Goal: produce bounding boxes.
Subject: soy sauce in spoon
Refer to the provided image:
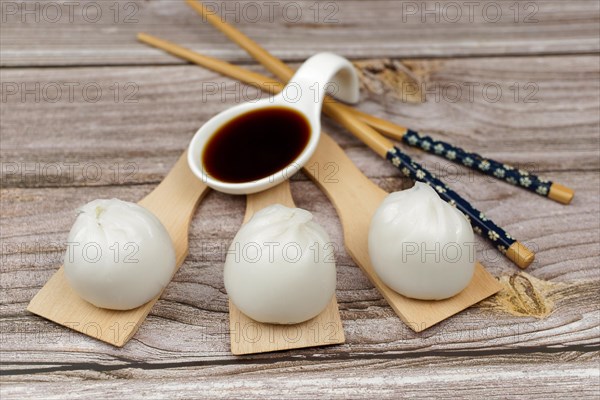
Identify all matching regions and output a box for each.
[202,106,310,183]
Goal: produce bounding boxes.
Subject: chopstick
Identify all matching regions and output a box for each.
[337,108,574,205]
[137,32,535,270]
[185,0,573,206]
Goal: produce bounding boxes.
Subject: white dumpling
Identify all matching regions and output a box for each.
[64,199,176,310]
[368,182,475,300]
[224,204,336,324]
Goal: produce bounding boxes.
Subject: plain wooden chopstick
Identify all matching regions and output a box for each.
[186,0,573,205]
[137,32,535,269]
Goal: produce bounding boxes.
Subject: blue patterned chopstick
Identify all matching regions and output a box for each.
[387,146,533,268]
[402,130,552,197]
[351,110,573,204]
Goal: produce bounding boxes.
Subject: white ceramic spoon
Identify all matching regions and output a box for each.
[187,52,359,195]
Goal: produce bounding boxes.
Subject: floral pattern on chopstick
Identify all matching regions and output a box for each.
[402,130,553,197]
[387,146,517,253]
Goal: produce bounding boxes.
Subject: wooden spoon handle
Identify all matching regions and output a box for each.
[139,151,209,264]
[244,180,294,222]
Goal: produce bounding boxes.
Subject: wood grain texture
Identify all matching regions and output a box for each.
[2,56,598,189]
[1,355,599,399]
[1,0,599,67]
[1,50,599,399]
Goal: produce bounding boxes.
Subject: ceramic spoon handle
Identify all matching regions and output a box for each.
[386,146,534,269]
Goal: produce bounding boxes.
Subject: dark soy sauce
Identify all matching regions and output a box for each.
[203,107,311,183]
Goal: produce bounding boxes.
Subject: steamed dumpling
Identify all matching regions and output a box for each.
[368,182,475,300]
[64,199,176,310]
[224,204,336,324]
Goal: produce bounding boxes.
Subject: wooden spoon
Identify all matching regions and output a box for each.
[27,152,209,347]
[229,181,345,355]
[304,133,503,332]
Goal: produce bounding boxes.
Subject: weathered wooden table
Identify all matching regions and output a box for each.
[1,1,599,398]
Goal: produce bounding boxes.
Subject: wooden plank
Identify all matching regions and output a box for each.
[1,56,598,190]
[2,347,598,379]
[1,353,599,399]
[1,1,599,67]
